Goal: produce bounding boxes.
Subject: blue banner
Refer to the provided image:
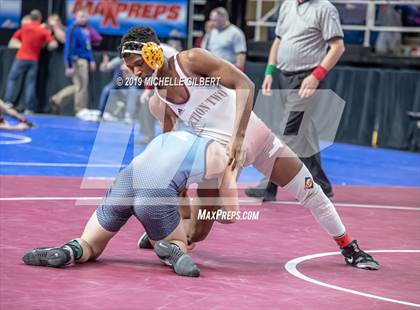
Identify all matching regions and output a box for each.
[0,0,22,29]
[66,0,188,38]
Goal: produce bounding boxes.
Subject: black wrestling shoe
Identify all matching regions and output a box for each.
[154,241,200,277]
[22,247,71,268]
[137,232,153,249]
[341,240,380,270]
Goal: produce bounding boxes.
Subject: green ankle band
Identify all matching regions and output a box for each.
[66,240,83,261]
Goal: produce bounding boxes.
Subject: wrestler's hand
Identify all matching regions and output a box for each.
[226,140,245,170]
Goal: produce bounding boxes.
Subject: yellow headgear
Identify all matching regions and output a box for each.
[121,41,164,70]
[140,42,164,70]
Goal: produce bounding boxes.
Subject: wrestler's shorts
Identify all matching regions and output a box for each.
[243,113,286,177]
[95,164,180,241]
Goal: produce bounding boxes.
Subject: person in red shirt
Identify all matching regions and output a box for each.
[5,10,58,113]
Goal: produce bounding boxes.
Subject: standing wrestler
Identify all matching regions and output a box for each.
[121,26,379,270]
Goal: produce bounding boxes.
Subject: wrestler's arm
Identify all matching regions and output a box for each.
[186,179,239,243]
[205,141,240,217]
[218,162,240,216]
[148,94,177,132]
[186,142,240,243]
[187,182,219,243]
[180,48,254,167]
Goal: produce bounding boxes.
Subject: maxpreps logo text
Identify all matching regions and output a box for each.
[67,0,187,37]
[72,0,181,27]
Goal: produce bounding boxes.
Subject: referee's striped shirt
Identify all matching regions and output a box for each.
[275,0,344,72]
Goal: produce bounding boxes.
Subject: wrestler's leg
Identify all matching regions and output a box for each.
[153,221,200,277]
[77,212,117,262]
[23,164,134,268]
[133,197,200,277]
[80,164,135,261]
[268,146,302,186]
[186,182,219,243]
[182,165,241,242]
[22,211,117,267]
[138,189,192,250]
[261,146,379,270]
[179,189,191,219]
[264,146,348,239]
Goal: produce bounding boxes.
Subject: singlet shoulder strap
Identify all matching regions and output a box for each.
[173,53,189,80]
[154,86,173,106]
[154,54,191,107]
[153,55,175,105]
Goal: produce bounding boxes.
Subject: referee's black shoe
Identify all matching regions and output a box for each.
[246,181,334,200]
[245,179,277,202]
[341,240,380,270]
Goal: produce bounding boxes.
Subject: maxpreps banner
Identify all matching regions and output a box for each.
[66,0,188,37]
[0,0,22,29]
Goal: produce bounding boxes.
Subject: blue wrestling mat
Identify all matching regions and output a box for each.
[0,115,419,187]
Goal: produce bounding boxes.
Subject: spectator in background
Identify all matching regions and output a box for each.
[55,8,102,120]
[395,5,420,27]
[201,7,247,71]
[375,5,402,55]
[194,20,213,48]
[4,10,58,113]
[98,55,138,123]
[21,15,31,25]
[166,39,183,51]
[40,14,68,113]
[43,14,66,45]
[45,14,77,114]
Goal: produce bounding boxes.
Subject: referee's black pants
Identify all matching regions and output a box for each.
[266,69,333,197]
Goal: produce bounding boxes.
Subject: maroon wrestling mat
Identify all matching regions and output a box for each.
[1,176,419,309]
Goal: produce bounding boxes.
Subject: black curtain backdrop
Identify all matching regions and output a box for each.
[244,61,420,151]
[0,47,419,151]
